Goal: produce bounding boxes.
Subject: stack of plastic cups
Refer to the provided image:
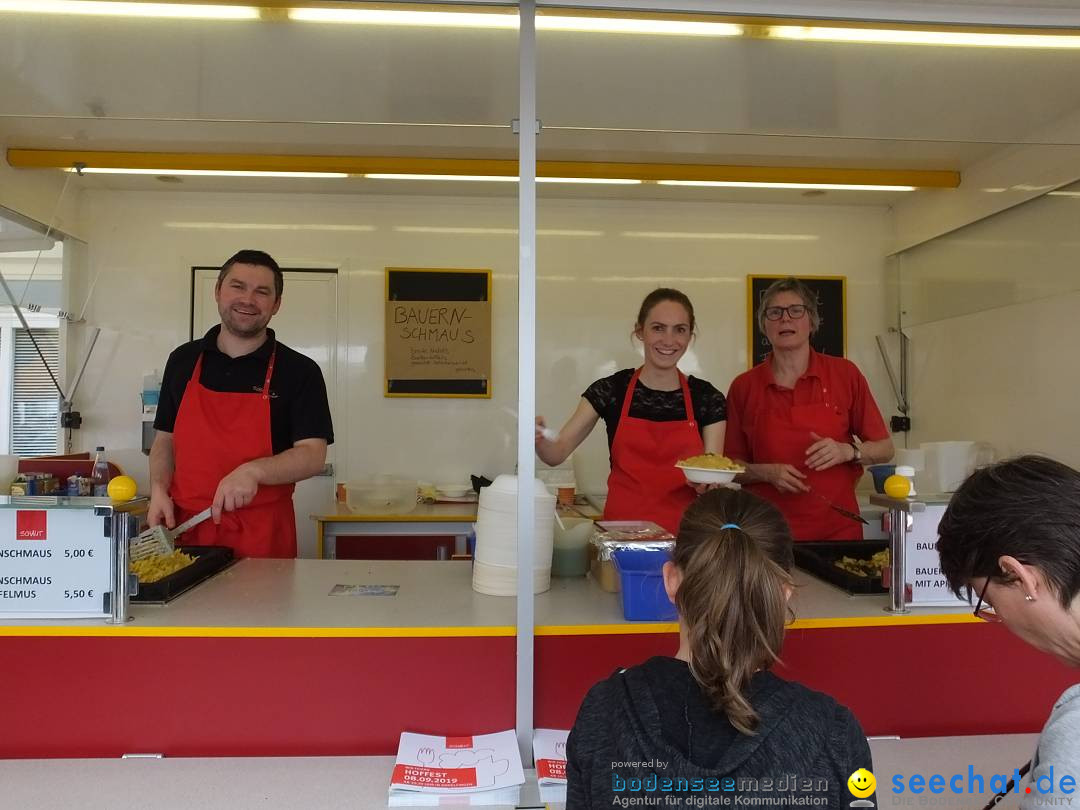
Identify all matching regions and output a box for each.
[471,474,555,596]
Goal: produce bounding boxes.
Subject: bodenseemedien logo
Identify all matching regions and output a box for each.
[848,768,876,808]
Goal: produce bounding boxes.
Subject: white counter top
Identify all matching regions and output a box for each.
[0,559,974,634]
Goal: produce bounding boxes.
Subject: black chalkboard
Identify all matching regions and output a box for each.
[385,267,492,397]
[747,275,846,367]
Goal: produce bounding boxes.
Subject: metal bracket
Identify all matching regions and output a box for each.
[876,328,910,417]
[511,118,542,135]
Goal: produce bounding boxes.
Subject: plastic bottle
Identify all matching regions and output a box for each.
[141,370,161,412]
[91,446,110,497]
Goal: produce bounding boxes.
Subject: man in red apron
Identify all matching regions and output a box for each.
[724,279,892,541]
[147,250,334,558]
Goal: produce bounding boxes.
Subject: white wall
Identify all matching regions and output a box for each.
[896,186,1080,468]
[72,190,894,494]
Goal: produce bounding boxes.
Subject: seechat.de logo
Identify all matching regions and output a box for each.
[848,768,876,808]
[16,510,47,541]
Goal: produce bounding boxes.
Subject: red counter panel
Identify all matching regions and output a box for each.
[535,623,1076,737]
[1,636,515,758]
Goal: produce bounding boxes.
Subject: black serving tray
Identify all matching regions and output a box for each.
[793,540,889,595]
[131,545,235,604]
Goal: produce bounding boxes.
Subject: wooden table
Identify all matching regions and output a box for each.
[312,502,478,559]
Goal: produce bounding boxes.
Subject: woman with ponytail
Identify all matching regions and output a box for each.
[565,488,873,808]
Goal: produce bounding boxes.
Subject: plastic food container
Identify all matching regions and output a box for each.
[552,517,594,577]
[345,476,418,514]
[612,549,677,621]
[589,522,675,593]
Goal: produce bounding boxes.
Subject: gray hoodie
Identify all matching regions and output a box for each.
[566,656,874,809]
[1022,684,1080,809]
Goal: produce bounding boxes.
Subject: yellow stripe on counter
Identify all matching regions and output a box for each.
[0,625,516,638]
[1,614,978,638]
[536,623,679,636]
[536,612,979,635]
[789,613,981,629]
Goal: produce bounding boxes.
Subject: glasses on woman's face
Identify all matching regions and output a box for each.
[973,578,1002,623]
[764,304,808,321]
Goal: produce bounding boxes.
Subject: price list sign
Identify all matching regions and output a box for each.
[904,504,966,607]
[0,507,112,618]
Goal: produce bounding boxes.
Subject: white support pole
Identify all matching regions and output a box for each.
[516,0,537,767]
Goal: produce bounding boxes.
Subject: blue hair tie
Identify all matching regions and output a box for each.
[720,523,741,530]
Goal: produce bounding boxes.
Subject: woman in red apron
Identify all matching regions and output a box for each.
[536,289,727,535]
[169,345,297,558]
[723,278,894,541]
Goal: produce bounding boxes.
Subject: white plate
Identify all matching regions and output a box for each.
[436,484,473,498]
[675,465,744,484]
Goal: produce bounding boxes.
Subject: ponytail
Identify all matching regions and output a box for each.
[672,489,794,735]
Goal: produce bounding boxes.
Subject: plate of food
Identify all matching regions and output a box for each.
[675,453,745,484]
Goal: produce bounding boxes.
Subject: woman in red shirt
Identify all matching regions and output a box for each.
[724,277,893,541]
[536,288,726,534]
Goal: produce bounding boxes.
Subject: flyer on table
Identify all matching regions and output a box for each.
[389,730,525,794]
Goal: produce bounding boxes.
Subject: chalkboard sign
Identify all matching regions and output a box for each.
[747,275,846,367]
[385,267,492,397]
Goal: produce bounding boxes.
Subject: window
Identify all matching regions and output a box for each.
[10,328,60,457]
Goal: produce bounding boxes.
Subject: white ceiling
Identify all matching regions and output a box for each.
[4,7,1080,205]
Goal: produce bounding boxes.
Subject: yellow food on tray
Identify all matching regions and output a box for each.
[834,549,890,577]
[130,550,196,584]
[676,453,742,470]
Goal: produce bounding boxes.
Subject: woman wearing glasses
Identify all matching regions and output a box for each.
[536,288,726,534]
[724,277,893,540]
[937,455,1080,806]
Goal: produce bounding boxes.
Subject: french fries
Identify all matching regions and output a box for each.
[834,549,890,577]
[130,550,195,584]
[676,453,741,470]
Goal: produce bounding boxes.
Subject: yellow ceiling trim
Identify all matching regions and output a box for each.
[15,1,1080,38]
[6,149,960,188]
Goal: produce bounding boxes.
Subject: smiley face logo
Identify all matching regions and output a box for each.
[848,768,876,798]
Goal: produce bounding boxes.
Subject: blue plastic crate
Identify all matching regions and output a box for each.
[611,549,678,621]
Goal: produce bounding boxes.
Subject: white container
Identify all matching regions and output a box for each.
[345,476,418,514]
[893,448,925,472]
[472,475,555,595]
[920,441,975,493]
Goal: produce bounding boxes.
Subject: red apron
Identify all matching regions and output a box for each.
[745,399,862,541]
[169,346,297,558]
[602,368,704,535]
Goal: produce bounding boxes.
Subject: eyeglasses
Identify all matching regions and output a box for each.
[764,304,808,321]
[973,577,1002,623]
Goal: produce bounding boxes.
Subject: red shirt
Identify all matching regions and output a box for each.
[724,349,889,540]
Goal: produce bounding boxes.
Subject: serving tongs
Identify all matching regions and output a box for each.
[129,508,213,561]
[809,491,869,525]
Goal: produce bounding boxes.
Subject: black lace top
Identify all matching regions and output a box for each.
[582,368,727,451]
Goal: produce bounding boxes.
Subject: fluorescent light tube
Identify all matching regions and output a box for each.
[769,25,1080,49]
[0,1,259,19]
[365,174,641,185]
[657,180,916,191]
[65,167,347,177]
[289,8,741,37]
[289,8,516,28]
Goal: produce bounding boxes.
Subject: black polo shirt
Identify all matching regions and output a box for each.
[154,326,334,455]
